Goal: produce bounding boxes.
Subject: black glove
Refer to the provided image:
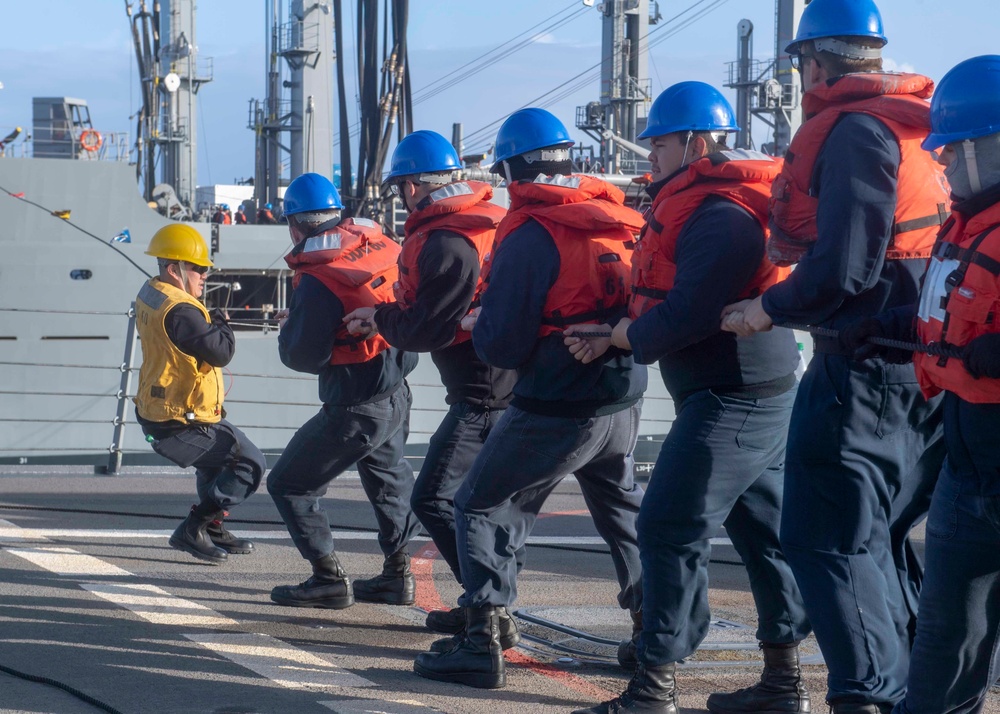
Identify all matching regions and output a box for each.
[962,333,1000,379]
[838,318,885,361]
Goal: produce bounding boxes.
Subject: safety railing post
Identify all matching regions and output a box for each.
[101,303,138,475]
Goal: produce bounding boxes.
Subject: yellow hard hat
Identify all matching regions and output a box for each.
[145,224,213,267]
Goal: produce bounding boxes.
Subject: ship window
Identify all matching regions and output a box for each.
[70,269,93,280]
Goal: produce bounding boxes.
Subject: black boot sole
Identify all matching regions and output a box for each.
[353,590,416,605]
[269,592,354,609]
[169,535,228,565]
[211,540,253,555]
[413,660,505,689]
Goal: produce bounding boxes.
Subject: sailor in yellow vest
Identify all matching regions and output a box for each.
[134,224,266,565]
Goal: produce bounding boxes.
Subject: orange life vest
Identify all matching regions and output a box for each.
[284,218,401,364]
[394,181,505,346]
[629,150,788,320]
[914,202,1000,403]
[768,73,950,267]
[494,174,643,337]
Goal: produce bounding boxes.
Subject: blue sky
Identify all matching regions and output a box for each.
[1,1,995,186]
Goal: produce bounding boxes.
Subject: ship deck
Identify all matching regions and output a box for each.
[2,467,992,714]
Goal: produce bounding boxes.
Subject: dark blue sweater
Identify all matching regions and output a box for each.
[761,113,927,338]
[628,193,798,402]
[473,218,647,417]
[279,274,416,406]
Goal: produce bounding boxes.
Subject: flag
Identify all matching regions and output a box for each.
[111,228,131,244]
[52,209,71,220]
[11,192,24,199]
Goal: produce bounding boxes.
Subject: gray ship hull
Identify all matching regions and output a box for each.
[0,157,677,468]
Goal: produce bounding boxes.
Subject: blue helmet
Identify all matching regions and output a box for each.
[786,0,887,54]
[283,173,344,216]
[221,204,230,210]
[923,55,1000,150]
[639,82,740,139]
[491,108,574,171]
[264,202,273,210]
[385,130,462,182]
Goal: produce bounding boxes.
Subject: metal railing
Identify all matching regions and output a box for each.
[0,305,677,475]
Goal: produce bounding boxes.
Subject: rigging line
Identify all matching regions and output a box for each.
[411,1,579,98]
[412,7,590,106]
[459,0,728,148]
[333,4,587,151]
[0,184,152,278]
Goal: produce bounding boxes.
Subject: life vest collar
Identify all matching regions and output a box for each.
[803,72,935,120]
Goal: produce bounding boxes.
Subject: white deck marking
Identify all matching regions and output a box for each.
[1,519,377,692]
[185,633,375,689]
[6,546,133,576]
[319,699,435,713]
[0,524,734,548]
[82,582,239,627]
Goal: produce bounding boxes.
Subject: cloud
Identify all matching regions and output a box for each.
[883,57,916,74]
[530,32,558,44]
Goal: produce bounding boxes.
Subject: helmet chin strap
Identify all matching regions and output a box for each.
[177,262,194,296]
[962,139,983,195]
[680,131,694,169]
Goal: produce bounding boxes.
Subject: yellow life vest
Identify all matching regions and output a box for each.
[134,278,223,423]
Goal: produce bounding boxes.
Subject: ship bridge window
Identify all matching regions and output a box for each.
[70,269,93,280]
[203,270,293,332]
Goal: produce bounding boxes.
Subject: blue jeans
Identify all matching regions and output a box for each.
[148,418,265,510]
[780,355,944,706]
[895,396,1000,714]
[638,387,809,665]
[411,403,509,583]
[266,385,422,562]
[455,402,644,611]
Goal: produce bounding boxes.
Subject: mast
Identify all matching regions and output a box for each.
[574,0,654,174]
[724,0,805,156]
[128,0,212,209]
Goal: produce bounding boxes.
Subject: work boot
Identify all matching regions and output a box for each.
[270,553,354,609]
[169,500,228,565]
[413,605,505,689]
[205,510,254,554]
[618,608,643,670]
[707,642,810,714]
[428,606,521,652]
[572,662,679,714]
[352,550,415,605]
[425,606,465,634]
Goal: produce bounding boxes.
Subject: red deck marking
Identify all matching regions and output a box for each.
[411,511,617,701]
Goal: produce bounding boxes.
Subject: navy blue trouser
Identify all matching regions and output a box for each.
[780,355,944,706]
[455,402,644,611]
[638,387,809,665]
[895,395,1000,714]
[148,418,265,510]
[411,403,514,583]
[266,385,422,562]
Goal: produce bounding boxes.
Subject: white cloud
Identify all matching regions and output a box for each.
[883,57,916,74]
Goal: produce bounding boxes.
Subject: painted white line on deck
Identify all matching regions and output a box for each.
[0,526,735,548]
[185,633,375,690]
[319,698,434,713]
[83,582,239,627]
[6,546,133,576]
